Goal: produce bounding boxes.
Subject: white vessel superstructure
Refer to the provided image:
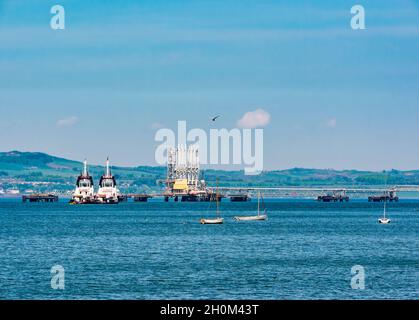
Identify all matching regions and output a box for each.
[96,158,121,204]
[70,159,95,204]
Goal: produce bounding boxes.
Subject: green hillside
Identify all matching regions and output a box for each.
[0,151,165,194]
[1,151,419,194]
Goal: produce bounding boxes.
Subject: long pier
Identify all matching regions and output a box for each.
[204,185,419,201]
[21,185,419,204]
[127,194,154,202]
[213,186,419,193]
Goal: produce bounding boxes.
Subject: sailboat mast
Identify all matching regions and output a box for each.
[384,170,388,219]
[216,179,220,216]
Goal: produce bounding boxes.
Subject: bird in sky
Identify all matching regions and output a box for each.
[211,115,221,122]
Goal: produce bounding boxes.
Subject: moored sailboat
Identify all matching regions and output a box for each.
[200,180,224,224]
[378,195,391,224]
[234,192,268,221]
[378,172,391,224]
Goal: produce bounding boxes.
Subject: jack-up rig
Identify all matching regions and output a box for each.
[164,145,220,202]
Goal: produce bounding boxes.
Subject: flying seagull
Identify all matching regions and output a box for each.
[211,115,221,122]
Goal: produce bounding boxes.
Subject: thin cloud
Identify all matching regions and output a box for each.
[237,109,271,129]
[150,122,165,130]
[4,24,419,52]
[326,118,337,128]
[56,116,78,127]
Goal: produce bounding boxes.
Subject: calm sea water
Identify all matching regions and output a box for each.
[0,199,417,300]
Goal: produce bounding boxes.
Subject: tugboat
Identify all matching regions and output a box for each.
[96,157,121,204]
[70,159,95,204]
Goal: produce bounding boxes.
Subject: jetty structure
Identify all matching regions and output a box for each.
[163,144,229,202]
[317,190,349,202]
[22,194,58,203]
[230,194,251,202]
[70,159,95,204]
[130,194,154,202]
[19,151,419,204]
[368,190,399,202]
[95,157,122,204]
[164,145,212,202]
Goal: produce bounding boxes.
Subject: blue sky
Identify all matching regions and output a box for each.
[1,0,419,170]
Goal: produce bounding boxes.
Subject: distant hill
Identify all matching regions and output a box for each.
[1,151,419,194]
[0,151,80,173]
[0,151,165,194]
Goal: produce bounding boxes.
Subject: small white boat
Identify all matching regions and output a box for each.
[378,217,391,224]
[234,192,268,221]
[235,214,267,222]
[200,217,224,225]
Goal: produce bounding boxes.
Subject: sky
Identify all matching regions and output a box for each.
[1,0,419,171]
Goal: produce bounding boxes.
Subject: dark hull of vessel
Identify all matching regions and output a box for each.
[69,199,119,205]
